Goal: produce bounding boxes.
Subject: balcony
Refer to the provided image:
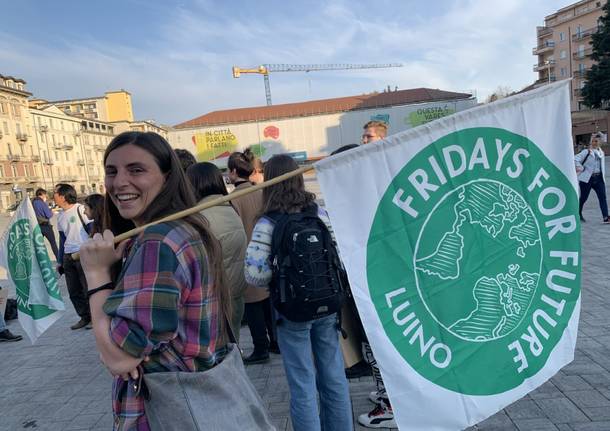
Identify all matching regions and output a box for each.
[7,154,21,162]
[537,26,553,37]
[39,125,48,132]
[77,159,85,166]
[573,69,590,79]
[573,48,594,59]
[52,143,63,150]
[63,143,74,150]
[43,157,54,165]
[573,26,599,41]
[16,133,28,142]
[31,155,41,162]
[94,144,105,152]
[535,75,558,85]
[28,176,41,183]
[574,88,583,97]
[532,40,555,55]
[533,60,556,72]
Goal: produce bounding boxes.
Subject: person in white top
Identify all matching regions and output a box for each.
[54,183,92,330]
[575,132,609,224]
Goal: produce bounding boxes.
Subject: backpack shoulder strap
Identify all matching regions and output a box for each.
[582,149,592,166]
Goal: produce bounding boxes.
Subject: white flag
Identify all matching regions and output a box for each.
[0,199,65,342]
[315,81,580,430]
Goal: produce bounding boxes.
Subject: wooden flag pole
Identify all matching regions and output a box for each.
[71,164,315,260]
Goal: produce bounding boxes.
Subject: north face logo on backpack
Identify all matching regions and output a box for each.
[306,235,319,243]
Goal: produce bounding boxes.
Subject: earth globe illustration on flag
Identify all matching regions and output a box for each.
[414,179,542,342]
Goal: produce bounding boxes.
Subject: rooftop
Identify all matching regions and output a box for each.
[174,87,473,129]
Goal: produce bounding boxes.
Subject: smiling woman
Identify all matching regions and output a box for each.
[78,131,234,430]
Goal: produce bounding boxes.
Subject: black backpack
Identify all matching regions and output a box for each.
[267,205,345,322]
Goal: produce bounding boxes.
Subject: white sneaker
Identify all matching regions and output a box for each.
[368,389,386,404]
[358,401,397,429]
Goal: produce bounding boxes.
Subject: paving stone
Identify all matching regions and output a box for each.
[551,375,593,392]
[534,399,589,424]
[569,422,610,431]
[565,390,610,409]
[582,407,610,421]
[473,411,517,430]
[506,399,546,420]
[513,417,559,430]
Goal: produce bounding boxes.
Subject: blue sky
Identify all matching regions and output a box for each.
[0,0,572,125]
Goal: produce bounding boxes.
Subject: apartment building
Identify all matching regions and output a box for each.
[0,71,172,211]
[32,90,134,122]
[0,74,38,211]
[110,119,169,140]
[533,0,607,111]
[30,107,114,197]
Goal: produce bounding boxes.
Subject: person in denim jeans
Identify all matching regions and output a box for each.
[245,154,353,431]
[575,132,610,223]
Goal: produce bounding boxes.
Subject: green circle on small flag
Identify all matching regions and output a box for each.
[7,219,57,318]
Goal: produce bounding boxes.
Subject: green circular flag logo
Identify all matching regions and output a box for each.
[7,219,58,318]
[367,127,580,395]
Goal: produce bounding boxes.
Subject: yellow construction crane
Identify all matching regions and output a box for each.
[232,63,403,106]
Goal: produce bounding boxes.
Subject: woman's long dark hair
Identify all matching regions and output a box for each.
[186,162,228,201]
[261,154,316,214]
[83,193,104,236]
[102,132,230,337]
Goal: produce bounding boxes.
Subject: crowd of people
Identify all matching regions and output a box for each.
[4,121,605,430]
[0,120,394,430]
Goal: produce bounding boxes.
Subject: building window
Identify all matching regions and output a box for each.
[579,63,586,73]
[560,50,567,59]
[65,152,69,161]
[0,165,3,177]
[0,101,7,114]
[3,121,8,135]
[559,32,565,41]
[15,123,21,134]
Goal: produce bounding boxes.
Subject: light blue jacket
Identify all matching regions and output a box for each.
[575,148,605,183]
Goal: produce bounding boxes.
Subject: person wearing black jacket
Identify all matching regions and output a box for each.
[32,189,59,261]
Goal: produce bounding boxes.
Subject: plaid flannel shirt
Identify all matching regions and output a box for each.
[102,221,226,431]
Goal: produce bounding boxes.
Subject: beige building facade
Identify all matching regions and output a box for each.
[0,73,170,211]
[111,119,169,140]
[30,107,114,197]
[0,74,37,211]
[533,0,607,111]
[34,90,134,122]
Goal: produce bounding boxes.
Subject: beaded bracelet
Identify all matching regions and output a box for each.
[87,282,114,299]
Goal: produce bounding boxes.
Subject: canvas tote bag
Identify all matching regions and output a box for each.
[142,342,275,431]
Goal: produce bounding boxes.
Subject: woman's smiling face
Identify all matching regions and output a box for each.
[104,144,166,226]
